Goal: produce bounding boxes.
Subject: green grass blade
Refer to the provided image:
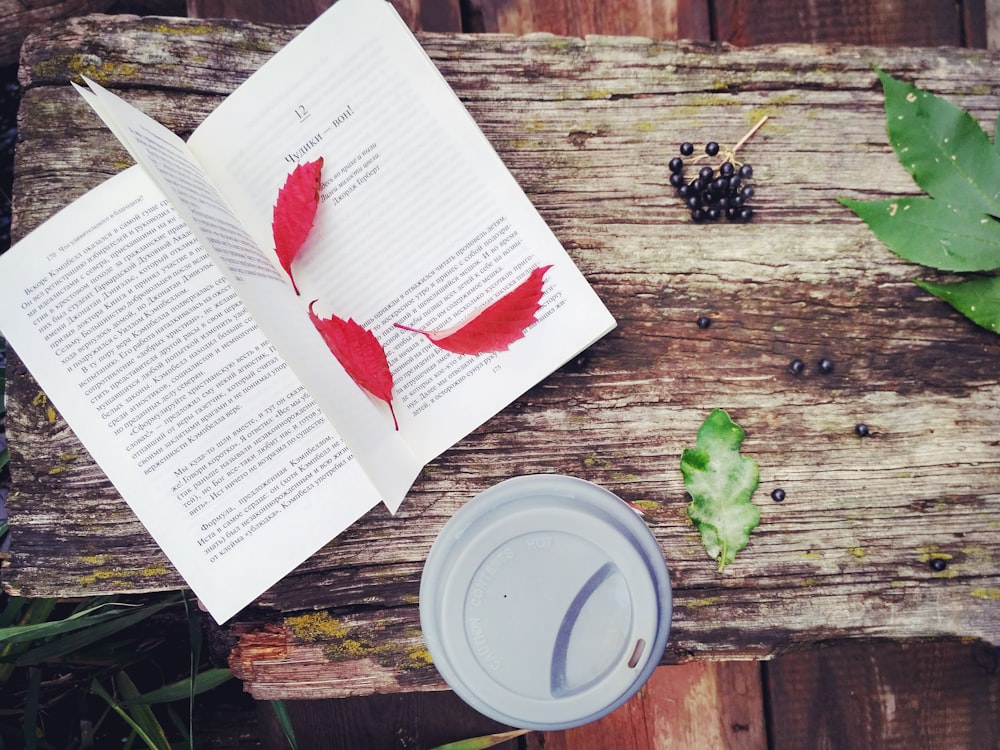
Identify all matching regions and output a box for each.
[0,598,58,685]
[270,700,298,750]
[1,601,134,646]
[117,671,171,750]
[0,596,27,629]
[22,666,42,750]
[428,730,530,750]
[15,596,178,665]
[91,678,164,750]
[183,593,200,750]
[127,668,233,705]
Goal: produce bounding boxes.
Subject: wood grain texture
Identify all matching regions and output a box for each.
[255,689,520,749]
[713,0,984,46]
[765,639,1000,749]
[186,0,462,32]
[0,0,115,65]
[467,0,680,39]
[5,17,1000,700]
[527,662,766,749]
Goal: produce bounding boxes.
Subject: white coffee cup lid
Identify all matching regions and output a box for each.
[419,474,672,730]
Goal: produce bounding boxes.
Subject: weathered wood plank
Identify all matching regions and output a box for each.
[467,0,681,39]
[254,688,520,749]
[6,18,1000,700]
[713,0,984,46]
[186,0,462,32]
[526,662,767,749]
[0,0,114,66]
[764,639,1000,749]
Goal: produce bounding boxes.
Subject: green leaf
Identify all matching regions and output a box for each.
[680,409,760,571]
[839,196,1000,272]
[914,276,1000,334]
[876,67,1000,217]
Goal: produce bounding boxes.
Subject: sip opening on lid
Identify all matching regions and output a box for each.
[419,474,672,730]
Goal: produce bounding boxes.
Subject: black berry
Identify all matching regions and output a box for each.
[668,141,757,224]
[818,358,835,374]
[930,557,947,572]
[697,315,711,329]
[789,359,804,375]
[739,164,754,179]
[855,423,870,437]
[771,488,786,502]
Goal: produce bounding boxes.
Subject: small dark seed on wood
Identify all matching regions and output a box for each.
[818,358,835,374]
[789,359,804,375]
[771,488,786,502]
[697,316,711,329]
[930,558,947,572]
[855,423,870,437]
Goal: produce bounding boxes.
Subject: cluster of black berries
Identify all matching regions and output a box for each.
[668,141,755,223]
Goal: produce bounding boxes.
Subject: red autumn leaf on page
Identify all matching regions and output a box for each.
[308,301,398,430]
[272,157,324,295]
[394,264,552,355]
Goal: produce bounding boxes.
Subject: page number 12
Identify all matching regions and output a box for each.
[294,105,309,121]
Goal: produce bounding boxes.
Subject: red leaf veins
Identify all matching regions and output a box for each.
[308,301,398,430]
[272,157,324,295]
[394,265,552,355]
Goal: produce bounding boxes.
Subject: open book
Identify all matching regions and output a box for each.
[0,0,615,623]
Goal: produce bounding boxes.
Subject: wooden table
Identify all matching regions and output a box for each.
[5,14,999,700]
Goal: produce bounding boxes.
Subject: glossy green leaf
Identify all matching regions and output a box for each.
[839,196,1000,271]
[915,276,1000,334]
[680,409,760,572]
[877,67,1000,217]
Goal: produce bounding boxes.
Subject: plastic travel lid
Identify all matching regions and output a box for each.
[419,474,672,731]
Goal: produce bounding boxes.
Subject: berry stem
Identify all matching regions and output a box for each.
[731,115,769,157]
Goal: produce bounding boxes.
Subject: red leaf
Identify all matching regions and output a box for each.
[272,158,324,295]
[394,265,552,355]
[308,301,398,430]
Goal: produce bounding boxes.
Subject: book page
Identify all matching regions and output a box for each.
[76,77,424,512]
[0,168,382,623]
[188,0,616,464]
